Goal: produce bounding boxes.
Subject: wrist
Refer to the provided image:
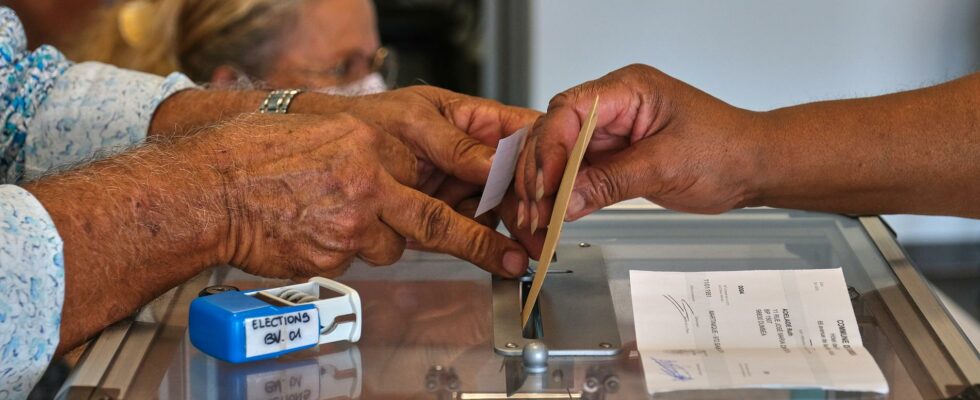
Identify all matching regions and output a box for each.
[733,109,778,209]
[288,91,354,115]
[182,138,245,267]
[149,89,267,136]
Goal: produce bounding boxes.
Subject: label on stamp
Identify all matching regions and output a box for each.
[244,309,319,358]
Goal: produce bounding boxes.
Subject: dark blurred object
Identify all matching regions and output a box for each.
[27,359,70,399]
[375,0,481,95]
[903,243,980,321]
[198,284,239,297]
[948,384,980,400]
[4,0,105,49]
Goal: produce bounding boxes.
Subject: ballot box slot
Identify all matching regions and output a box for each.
[492,244,621,356]
[519,278,545,339]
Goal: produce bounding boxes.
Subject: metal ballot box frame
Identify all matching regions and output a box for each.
[60,208,980,399]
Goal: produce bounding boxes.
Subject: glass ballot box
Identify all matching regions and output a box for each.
[60,208,979,399]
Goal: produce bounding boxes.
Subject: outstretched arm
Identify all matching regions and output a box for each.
[516,64,980,225]
[756,72,980,217]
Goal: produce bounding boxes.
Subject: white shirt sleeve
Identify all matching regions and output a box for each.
[22,62,196,181]
[0,184,64,397]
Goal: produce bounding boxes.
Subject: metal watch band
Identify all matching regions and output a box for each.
[259,89,302,114]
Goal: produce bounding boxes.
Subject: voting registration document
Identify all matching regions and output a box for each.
[630,268,888,394]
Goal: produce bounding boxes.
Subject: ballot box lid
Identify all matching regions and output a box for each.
[61,207,979,399]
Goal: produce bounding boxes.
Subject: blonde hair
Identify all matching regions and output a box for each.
[69,0,303,82]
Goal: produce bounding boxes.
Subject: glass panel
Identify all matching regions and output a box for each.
[103,209,959,399]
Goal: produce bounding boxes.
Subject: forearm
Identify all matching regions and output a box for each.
[149,89,265,135]
[23,138,230,354]
[149,90,349,136]
[753,72,980,217]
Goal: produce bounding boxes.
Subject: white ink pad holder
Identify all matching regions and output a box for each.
[189,277,362,363]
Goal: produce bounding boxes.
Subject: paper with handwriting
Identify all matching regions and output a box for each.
[629,268,888,394]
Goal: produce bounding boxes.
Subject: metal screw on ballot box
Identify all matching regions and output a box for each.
[578,242,591,248]
[583,376,601,394]
[522,341,549,373]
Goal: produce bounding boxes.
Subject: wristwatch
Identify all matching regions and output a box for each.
[258,89,302,114]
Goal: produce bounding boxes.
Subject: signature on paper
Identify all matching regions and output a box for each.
[663,294,696,331]
[651,357,693,381]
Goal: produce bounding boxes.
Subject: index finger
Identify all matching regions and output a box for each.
[379,176,529,278]
[515,96,589,217]
[414,118,497,185]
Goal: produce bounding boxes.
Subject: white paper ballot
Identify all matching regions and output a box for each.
[629,268,888,394]
[474,127,529,217]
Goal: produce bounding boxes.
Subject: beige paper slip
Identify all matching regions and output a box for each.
[520,96,600,327]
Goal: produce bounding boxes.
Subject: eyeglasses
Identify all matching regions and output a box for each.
[291,47,397,87]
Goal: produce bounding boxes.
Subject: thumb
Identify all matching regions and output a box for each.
[417,119,497,185]
[565,145,652,221]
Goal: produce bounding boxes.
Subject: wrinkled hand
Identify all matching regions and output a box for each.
[341,86,540,192]
[340,86,545,252]
[203,113,528,279]
[515,64,763,229]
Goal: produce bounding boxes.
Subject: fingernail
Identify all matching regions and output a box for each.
[530,202,539,233]
[535,169,544,201]
[567,191,585,220]
[517,200,526,228]
[503,250,527,276]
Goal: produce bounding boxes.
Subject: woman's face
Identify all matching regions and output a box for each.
[257,0,382,90]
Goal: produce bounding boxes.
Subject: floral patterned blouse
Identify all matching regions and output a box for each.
[0,7,195,398]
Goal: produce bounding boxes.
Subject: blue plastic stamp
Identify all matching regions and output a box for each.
[189,277,362,363]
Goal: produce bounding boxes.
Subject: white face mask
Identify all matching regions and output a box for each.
[315,73,387,96]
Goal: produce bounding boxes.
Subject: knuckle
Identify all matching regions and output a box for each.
[373,241,405,267]
[448,137,482,173]
[333,216,368,245]
[547,91,573,111]
[339,237,362,253]
[412,85,444,98]
[389,109,422,138]
[344,171,382,201]
[418,200,454,245]
[622,63,650,74]
[465,229,494,264]
[400,157,420,187]
[582,166,624,207]
[317,259,351,278]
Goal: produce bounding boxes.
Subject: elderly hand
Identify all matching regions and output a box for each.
[515,64,764,227]
[155,86,546,256]
[207,113,529,279]
[28,112,529,356]
[341,86,541,191]
[327,86,547,254]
